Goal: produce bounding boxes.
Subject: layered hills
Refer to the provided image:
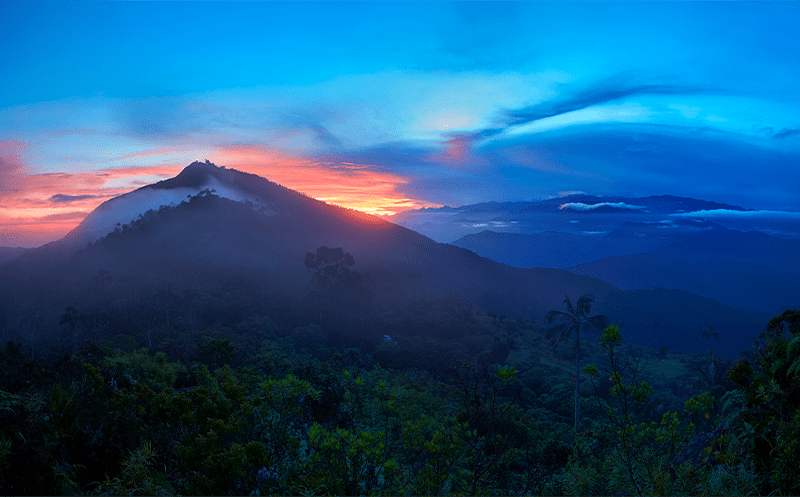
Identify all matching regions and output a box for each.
[435,199,800,314]
[0,161,776,357]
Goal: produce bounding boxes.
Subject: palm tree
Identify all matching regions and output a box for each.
[701,325,718,342]
[546,294,608,431]
[60,306,86,354]
[701,325,719,383]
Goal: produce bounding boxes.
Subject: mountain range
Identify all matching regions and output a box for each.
[1,161,785,357]
[393,197,800,314]
[393,195,800,244]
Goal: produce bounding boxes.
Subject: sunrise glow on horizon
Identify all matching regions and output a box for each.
[2,1,799,247]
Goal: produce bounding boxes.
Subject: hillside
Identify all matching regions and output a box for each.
[0,246,27,267]
[0,162,773,357]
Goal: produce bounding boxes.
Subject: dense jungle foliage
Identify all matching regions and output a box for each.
[1,250,799,494]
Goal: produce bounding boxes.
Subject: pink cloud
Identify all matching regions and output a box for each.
[423,136,492,172]
[0,151,184,245]
[0,210,88,248]
[0,140,27,190]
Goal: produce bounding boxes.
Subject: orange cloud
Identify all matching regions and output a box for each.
[208,144,440,217]
[0,210,89,247]
[0,144,184,246]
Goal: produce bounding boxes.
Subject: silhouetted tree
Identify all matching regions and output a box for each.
[60,306,87,354]
[701,325,718,342]
[700,325,719,386]
[19,305,42,361]
[546,294,608,431]
[304,246,360,322]
[304,246,357,289]
[89,269,113,334]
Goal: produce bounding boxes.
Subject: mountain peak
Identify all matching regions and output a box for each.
[42,161,388,253]
[51,161,263,250]
[152,160,225,190]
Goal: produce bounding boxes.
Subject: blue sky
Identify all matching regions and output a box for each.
[1,1,799,246]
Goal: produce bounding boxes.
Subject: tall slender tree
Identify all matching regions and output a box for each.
[304,246,360,323]
[701,325,719,383]
[546,294,608,431]
[60,306,86,354]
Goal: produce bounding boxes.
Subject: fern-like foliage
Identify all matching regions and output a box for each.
[0,390,20,413]
[720,390,747,423]
[785,335,800,377]
[789,335,800,356]
[771,356,787,375]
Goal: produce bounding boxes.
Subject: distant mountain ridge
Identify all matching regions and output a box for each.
[408,194,748,216]
[394,194,796,244]
[448,208,800,313]
[0,246,27,267]
[567,238,800,312]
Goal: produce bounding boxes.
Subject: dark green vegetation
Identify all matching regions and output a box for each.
[1,269,798,495]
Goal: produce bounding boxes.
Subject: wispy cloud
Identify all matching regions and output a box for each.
[38,211,88,222]
[505,75,712,127]
[50,194,97,203]
[440,74,714,153]
[670,209,800,220]
[119,148,177,160]
[114,96,192,140]
[772,128,800,140]
[560,202,648,212]
[0,147,188,246]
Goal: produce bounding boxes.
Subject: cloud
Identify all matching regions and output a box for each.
[670,209,800,220]
[505,75,710,127]
[0,140,26,190]
[96,164,182,179]
[50,194,98,203]
[39,211,89,222]
[270,116,344,150]
[0,210,90,248]
[559,202,648,212]
[3,69,798,244]
[119,148,177,160]
[445,74,713,150]
[116,96,190,139]
[466,122,800,210]
[207,143,441,216]
[772,128,800,140]
[0,159,188,247]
